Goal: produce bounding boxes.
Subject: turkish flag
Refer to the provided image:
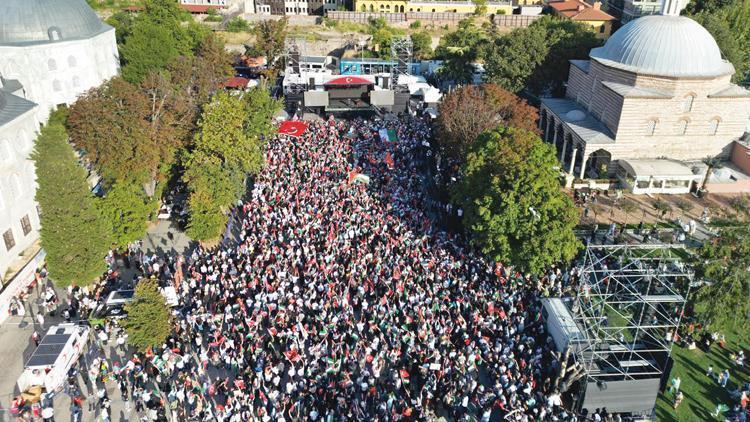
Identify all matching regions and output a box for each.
[278,121,308,137]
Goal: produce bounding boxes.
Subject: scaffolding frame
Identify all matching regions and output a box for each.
[572,244,692,382]
[390,37,412,86]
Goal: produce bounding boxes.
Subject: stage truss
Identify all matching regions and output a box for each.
[390,37,413,86]
[571,244,692,382]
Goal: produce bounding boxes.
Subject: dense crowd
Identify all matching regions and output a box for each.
[14,116,589,421]
[106,116,581,421]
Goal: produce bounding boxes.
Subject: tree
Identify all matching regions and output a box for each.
[119,0,207,83]
[700,155,724,191]
[689,0,750,84]
[67,78,160,185]
[410,31,433,60]
[435,19,489,84]
[526,18,602,96]
[483,17,601,95]
[192,91,265,174]
[452,127,580,273]
[122,278,173,351]
[121,22,184,84]
[693,225,750,341]
[472,0,488,15]
[98,181,158,249]
[226,17,251,33]
[247,18,289,70]
[32,111,111,287]
[184,153,243,242]
[437,84,539,162]
[184,89,281,242]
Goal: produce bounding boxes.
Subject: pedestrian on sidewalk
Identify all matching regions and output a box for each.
[31,330,40,347]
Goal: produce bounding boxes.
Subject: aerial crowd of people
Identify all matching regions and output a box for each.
[109,115,584,421]
[12,116,603,421]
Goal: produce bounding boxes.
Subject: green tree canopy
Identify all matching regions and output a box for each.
[410,31,433,60]
[119,0,208,83]
[687,0,750,84]
[32,111,111,287]
[246,18,289,70]
[98,181,158,249]
[184,88,281,242]
[452,126,580,273]
[122,278,173,351]
[434,19,489,84]
[692,225,750,340]
[484,17,601,95]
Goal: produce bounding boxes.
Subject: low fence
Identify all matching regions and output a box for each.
[326,11,406,23]
[326,11,542,27]
[491,14,541,27]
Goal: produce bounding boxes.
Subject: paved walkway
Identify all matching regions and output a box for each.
[0,285,136,422]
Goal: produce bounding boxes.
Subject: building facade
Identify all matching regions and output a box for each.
[539,14,750,193]
[548,0,615,39]
[354,0,514,14]
[0,81,40,285]
[0,0,120,284]
[255,0,343,14]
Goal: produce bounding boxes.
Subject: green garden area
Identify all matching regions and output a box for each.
[656,331,750,421]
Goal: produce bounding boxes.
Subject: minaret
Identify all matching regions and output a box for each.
[660,0,686,16]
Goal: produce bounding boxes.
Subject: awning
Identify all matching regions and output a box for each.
[619,159,698,179]
[278,121,308,137]
[324,76,373,86]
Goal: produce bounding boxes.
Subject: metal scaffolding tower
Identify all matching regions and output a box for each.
[390,37,412,86]
[571,244,692,382]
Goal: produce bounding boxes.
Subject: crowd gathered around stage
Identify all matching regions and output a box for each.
[131,116,586,421]
[12,116,608,421]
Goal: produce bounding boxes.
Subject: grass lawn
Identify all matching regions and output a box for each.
[656,331,750,421]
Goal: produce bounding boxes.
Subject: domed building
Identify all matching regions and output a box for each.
[540,12,750,194]
[0,0,119,122]
[0,0,119,307]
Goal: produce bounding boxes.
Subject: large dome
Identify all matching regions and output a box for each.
[0,0,110,46]
[589,15,734,78]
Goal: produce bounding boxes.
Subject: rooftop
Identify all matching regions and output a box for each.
[548,0,615,21]
[542,98,615,145]
[0,0,111,46]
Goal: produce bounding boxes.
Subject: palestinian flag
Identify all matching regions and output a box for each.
[326,357,341,375]
[399,369,410,384]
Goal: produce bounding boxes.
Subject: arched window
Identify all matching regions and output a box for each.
[16,129,30,152]
[68,56,77,67]
[52,80,62,92]
[677,119,688,135]
[48,59,57,71]
[11,174,23,198]
[709,118,720,135]
[0,139,11,161]
[681,94,695,112]
[646,119,657,136]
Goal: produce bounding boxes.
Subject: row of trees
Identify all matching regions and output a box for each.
[435,17,601,96]
[35,0,237,286]
[437,84,580,274]
[184,89,281,243]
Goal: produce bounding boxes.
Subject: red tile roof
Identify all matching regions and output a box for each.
[548,0,614,21]
[223,77,250,89]
[179,4,224,13]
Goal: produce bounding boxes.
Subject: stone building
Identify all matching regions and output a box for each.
[539,13,750,194]
[0,0,119,289]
